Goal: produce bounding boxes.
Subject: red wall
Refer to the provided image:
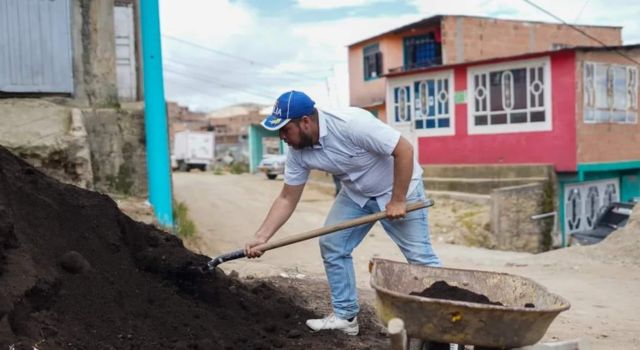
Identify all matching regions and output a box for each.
[417,51,577,172]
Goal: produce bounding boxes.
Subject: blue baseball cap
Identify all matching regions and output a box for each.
[261,90,316,131]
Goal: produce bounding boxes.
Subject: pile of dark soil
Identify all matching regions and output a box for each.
[0,147,386,349]
[410,281,503,306]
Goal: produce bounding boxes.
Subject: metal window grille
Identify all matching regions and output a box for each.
[413,78,450,130]
[584,62,638,124]
[363,44,382,80]
[471,62,546,127]
[404,34,441,70]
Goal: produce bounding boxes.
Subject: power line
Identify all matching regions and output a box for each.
[522,0,640,65]
[163,34,324,81]
[164,57,327,83]
[164,60,274,96]
[164,68,275,100]
[164,60,276,98]
[164,78,249,106]
[574,0,590,23]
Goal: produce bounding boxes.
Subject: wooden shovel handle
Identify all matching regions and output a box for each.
[257,199,434,252]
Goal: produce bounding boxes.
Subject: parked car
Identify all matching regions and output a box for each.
[258,154,287,180]
[569,202,635,246]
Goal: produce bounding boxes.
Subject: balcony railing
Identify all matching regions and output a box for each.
[388,56,443,74]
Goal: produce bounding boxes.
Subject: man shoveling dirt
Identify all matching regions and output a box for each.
[244,90,442,335]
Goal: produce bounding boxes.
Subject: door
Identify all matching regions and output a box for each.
[114,5,137,101]
[564,178,620,235]
[389,85,417,150]
[0,0,73,93]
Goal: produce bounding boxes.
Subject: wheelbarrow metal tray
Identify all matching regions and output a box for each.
[370,258,570,348]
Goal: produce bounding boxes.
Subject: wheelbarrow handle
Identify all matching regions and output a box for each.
[206,199,434,270]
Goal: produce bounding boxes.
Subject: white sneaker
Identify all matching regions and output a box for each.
[305,313,359,335]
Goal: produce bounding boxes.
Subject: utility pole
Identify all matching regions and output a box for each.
[140,0,174,228]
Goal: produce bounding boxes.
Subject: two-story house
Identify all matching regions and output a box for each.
[348,15,622,121]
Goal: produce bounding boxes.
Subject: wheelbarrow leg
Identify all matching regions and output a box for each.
[388,318,408,350]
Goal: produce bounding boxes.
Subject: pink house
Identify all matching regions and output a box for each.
[383,45,640,243]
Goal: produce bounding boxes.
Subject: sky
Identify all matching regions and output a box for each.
[159,0,640,113]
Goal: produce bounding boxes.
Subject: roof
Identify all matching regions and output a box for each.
[359,100,385,109]
[347,14,622,48]
[384,44,640,79]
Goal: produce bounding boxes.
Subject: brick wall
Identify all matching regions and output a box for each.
[575,48,640,163]
[441,16,622,64]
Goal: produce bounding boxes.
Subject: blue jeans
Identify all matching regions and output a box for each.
[320,182,441,319]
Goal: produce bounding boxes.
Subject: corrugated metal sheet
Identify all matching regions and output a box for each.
[0,0,73,93]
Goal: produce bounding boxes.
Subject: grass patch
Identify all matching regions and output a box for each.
[456,208,495,248]
[174,201,197,241]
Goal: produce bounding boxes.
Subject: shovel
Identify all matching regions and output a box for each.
[204,199,434,271]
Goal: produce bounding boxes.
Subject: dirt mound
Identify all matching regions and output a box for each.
[585,205,640,266]
[410,281,503,306]
[0,146,386,349]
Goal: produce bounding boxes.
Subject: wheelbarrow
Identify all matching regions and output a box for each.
[370,258,571,349]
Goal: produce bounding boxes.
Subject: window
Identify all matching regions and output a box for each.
[551,43,571,51]
[393,86,411,123]
[413,74,453,135]
[389,71,454,136]
[363,44,382,80]
[404,34,442,70]
[584,62,638,124]
[468,58,551,134]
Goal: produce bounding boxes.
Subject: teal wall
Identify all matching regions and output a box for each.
[248,125,284,173]
[622,173,640,202]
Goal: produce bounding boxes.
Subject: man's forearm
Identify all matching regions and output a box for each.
[391,137,414,202]
[255,184,303,241]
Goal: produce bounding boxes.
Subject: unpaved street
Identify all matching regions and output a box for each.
[174,172,640,349]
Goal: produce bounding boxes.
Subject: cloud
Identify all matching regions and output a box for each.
[160,0,639,112]
[296,0,377,10]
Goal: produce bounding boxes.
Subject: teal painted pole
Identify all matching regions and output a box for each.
[140,0,174,228]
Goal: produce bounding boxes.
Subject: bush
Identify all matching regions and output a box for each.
[229,161,249,174]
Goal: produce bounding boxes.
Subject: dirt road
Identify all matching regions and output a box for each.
[174,172,640,349]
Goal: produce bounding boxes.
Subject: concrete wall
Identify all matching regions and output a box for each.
[440,16,622,64]
[71,0,119,107]
[575,48,640,163]
[490,183,551,252]
[0,99,93,188]
[82,107,148,196]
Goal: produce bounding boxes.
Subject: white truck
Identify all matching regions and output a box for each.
[172,130,215,171]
